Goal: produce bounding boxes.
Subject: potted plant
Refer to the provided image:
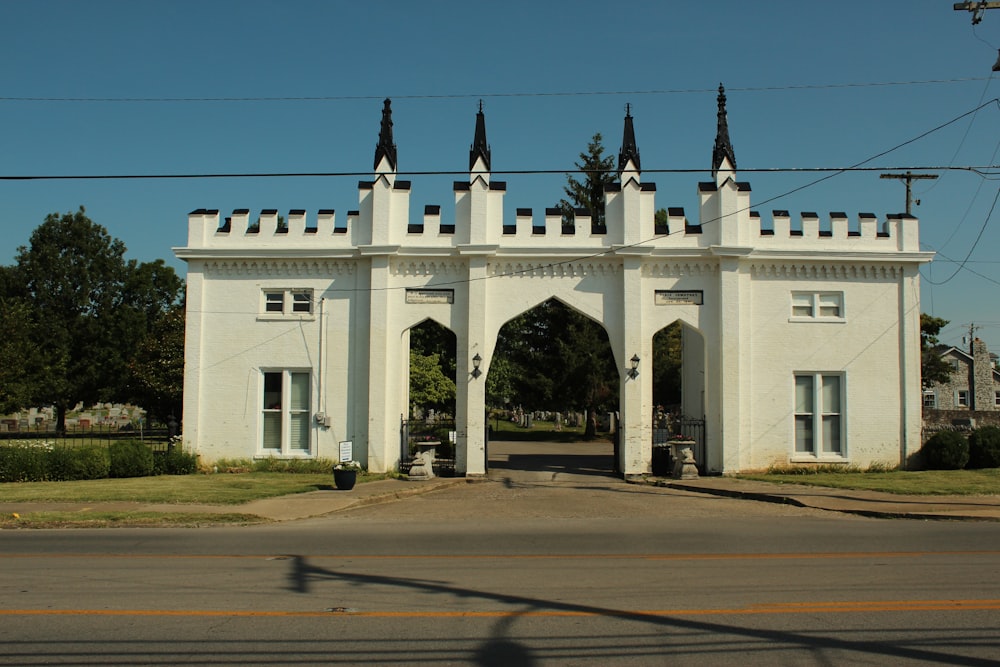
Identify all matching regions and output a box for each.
[333,461,362,490]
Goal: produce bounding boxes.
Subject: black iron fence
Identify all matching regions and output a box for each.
[0,425,172,450]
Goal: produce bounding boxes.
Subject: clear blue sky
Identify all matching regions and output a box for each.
[2,0,999,351]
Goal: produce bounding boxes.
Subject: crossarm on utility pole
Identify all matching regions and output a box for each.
[880,171,939,216]
[954,1,1000,24]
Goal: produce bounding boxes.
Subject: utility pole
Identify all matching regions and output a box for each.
[954,1,1000,24]
[954,2,1000,69]
[879,171,938,215]
[965,322,981,345]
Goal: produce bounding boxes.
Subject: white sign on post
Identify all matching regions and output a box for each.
[339,441,353,463]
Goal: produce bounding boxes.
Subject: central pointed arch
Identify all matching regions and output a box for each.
[485,297,619,478]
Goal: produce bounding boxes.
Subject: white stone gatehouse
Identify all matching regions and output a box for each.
[175,89,933,476]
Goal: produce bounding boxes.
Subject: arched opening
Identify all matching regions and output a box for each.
[651,320,707,476]
[404,319,457,472]
[485,298,618,479]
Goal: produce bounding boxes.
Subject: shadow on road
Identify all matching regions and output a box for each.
[486,438,617,481]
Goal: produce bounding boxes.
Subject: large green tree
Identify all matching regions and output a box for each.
[127,301,186,423]
[408,320,456,417]
[490,299,618,438]
[652,322,683,408]
[409,352,456,417]
[556,133,616,229]
[920,313,952,389]
[11,208,184,430]
[0,294,38,415]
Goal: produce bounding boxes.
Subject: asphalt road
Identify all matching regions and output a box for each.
[3,471,1000,666]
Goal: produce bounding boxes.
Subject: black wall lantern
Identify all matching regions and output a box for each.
[627,354,640,380]
[471,353,483,379]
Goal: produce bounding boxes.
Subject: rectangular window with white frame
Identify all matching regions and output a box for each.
[956,390,970,408]
[261,288,314,317]
[790,291,844,321]
[995,390,1000,408]
[923,391,937,409]
[261,370,312,455]
[794,372,844,458]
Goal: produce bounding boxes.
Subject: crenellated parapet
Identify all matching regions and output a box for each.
[177,95,926,262]
[181,199,922,258]
[749,210,920,252]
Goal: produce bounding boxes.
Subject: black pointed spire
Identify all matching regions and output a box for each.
[469,99,491,171]
[618,103,640,174]
[712,84,737,175]
[374,98,397,171]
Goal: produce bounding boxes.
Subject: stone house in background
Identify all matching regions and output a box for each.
[923,338,1000,431]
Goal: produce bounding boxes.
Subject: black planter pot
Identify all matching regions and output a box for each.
[333,469,357,490]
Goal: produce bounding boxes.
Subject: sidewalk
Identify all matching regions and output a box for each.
[2,474,999,523]
[664,476,1000,522]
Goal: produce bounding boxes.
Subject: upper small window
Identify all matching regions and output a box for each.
[262,289,313,316]
[264,291,285,313]
[292,292,312,313]
[791,292,844,321]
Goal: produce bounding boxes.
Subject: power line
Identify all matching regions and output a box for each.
[0,165,994,182]
[0,78,991,104]
[921,184,1000,287]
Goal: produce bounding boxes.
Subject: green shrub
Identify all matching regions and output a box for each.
[968,426,1000,469]
[76,444,111,479]
[43,444,108,481]
[109,441,154,478]
[0,443,49,482]
[152,446,198,475]
[920,431,970,470]
[45,444,78,481]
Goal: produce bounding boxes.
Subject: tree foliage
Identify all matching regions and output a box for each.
[408,320,456,417]
[920,313,952,389]
[652,322,683,407]
[127,301,186,422]
[4,208,184,428]
[556,133,616,228]
[409,351,456,416]
[489,299,619,437]
[0,295,38,414]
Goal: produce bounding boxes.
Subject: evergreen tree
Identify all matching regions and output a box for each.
[491,299,618,438]
[556,133,616,229]
[920,314,952,389]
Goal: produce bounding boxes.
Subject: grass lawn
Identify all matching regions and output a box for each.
[0,471,393,528]
[0,471,391,504]
[489,418,613,443]
[738,468,1000,495]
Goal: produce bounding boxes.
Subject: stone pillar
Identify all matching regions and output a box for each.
[457,252,490,476]
[365,253,394,473]
[714,250,752,472]
[971,338,995,411]
[181,264,205,453]
[619,253,649,477]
